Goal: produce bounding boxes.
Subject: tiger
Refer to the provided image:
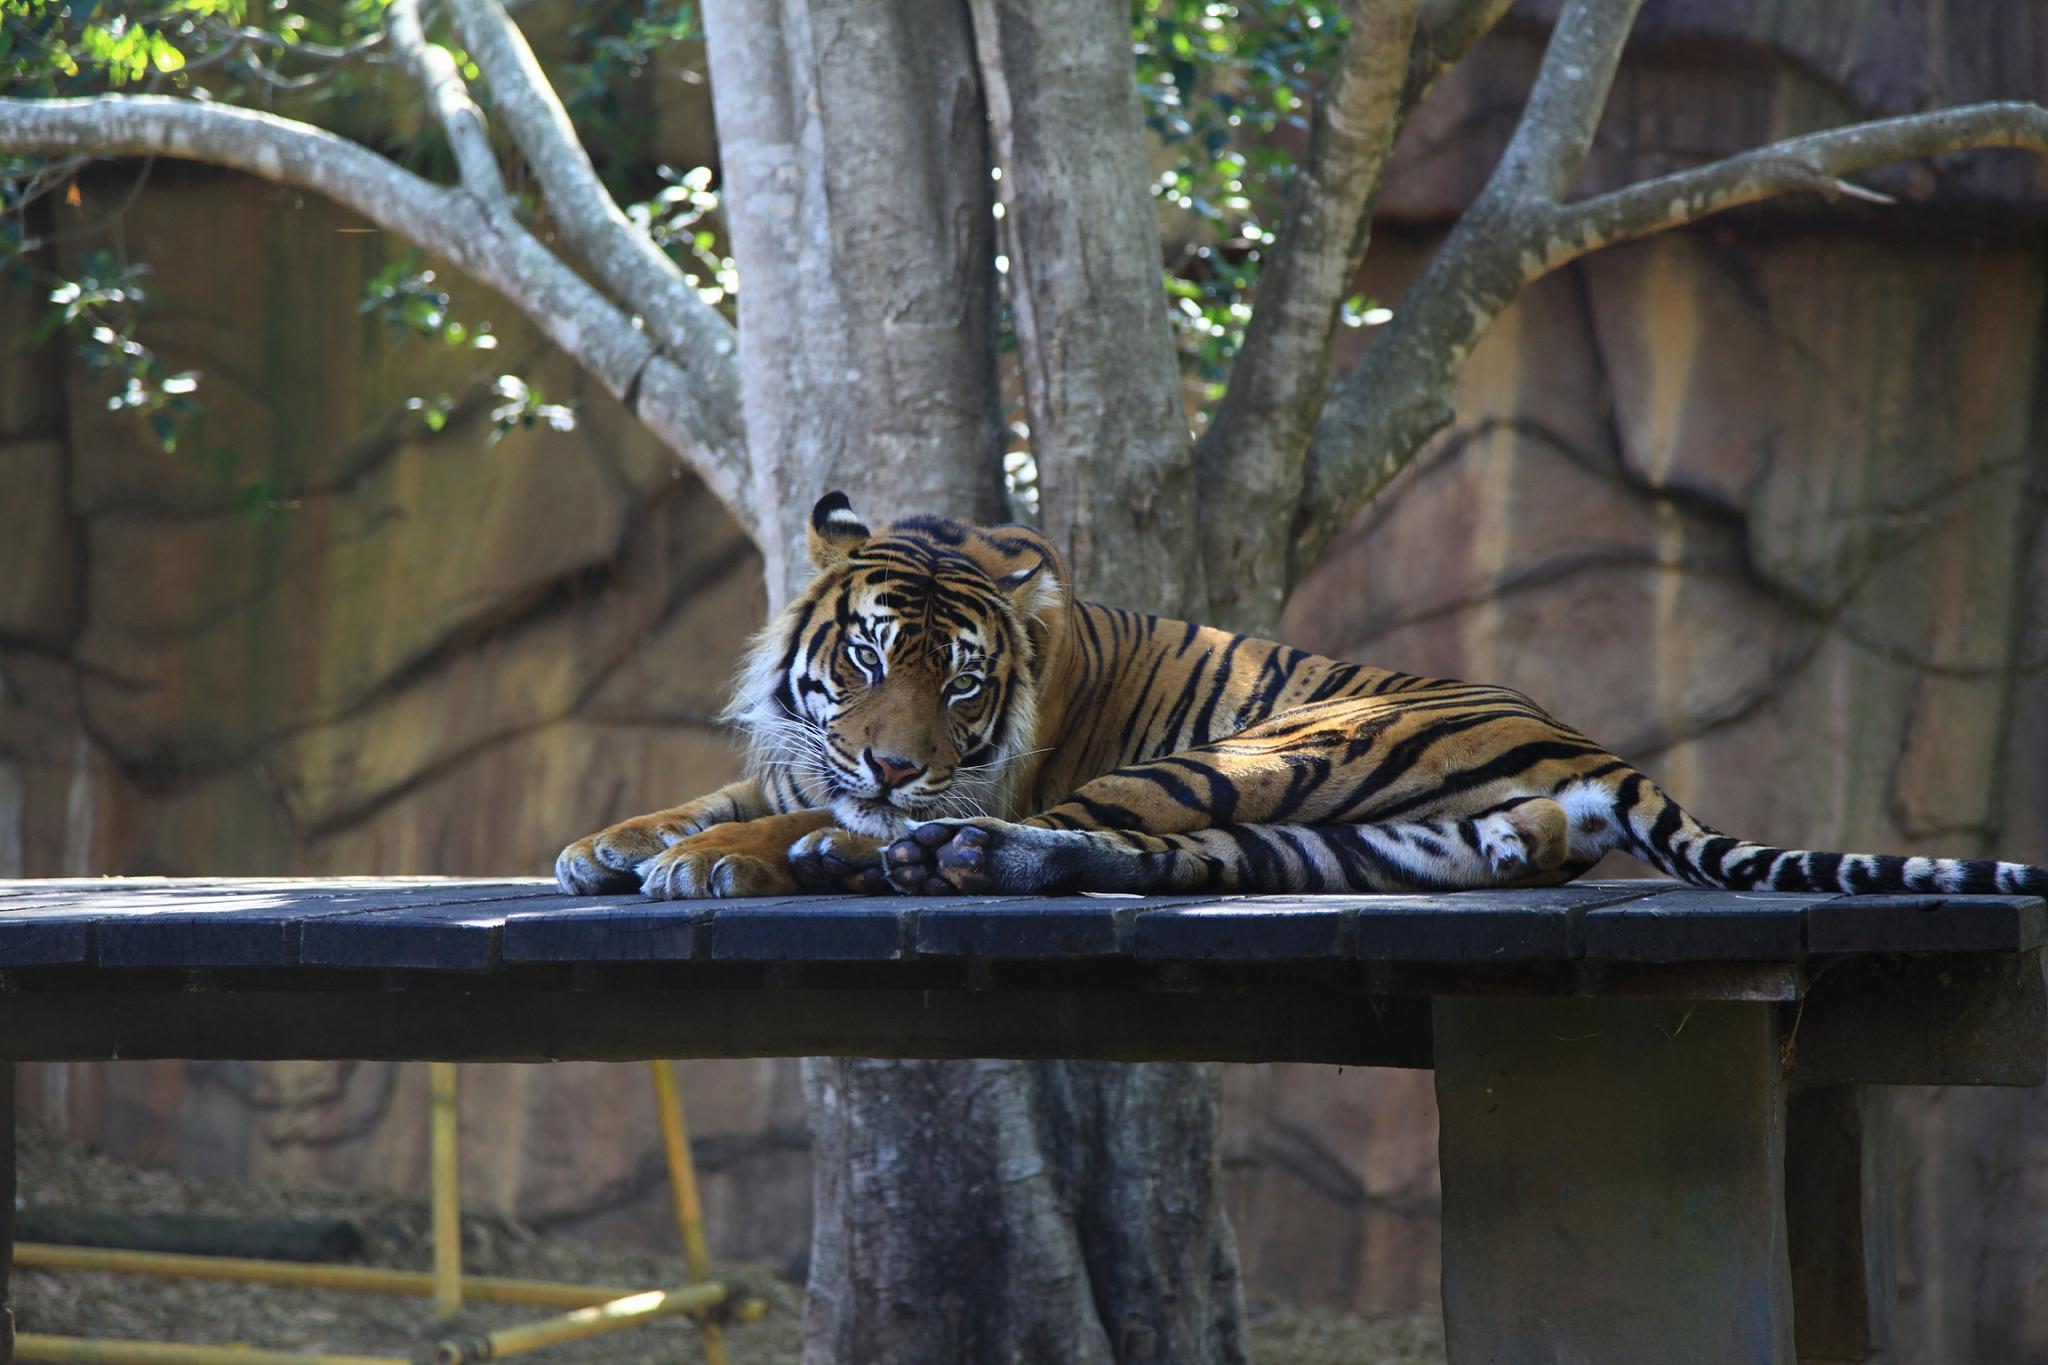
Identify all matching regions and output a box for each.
[554,491,2048,903]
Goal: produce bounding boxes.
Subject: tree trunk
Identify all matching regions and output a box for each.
[703,2,1246,1359]
[703,0,1005,601]
[969,0,1203,614]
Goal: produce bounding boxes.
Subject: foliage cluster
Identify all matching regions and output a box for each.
[5,0,1357,473]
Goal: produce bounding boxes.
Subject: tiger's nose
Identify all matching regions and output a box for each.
[866,751,925,791]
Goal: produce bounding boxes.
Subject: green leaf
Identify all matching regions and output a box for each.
[148,31,184,72]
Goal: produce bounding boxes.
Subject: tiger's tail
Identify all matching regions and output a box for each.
[1594,769,2048,896]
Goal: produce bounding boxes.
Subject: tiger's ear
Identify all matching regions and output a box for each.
[807,491,870,569]
[997,556,1064,619]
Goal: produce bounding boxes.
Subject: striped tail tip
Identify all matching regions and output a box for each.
[1609,777,2046,896]
[1673,842,2044,897]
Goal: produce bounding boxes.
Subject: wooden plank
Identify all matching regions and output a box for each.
[299,904,512,973]
[500,898,702,964]
[706,902,912,961]
[1354,882,1666,963]
[0,879,356,909]
[91,883,566,971]
[1132,899,1355,961]
[1804,893,2046,955]
[1582,889,1815,962]
[0,887,360,968]
[914,896,1162,959]
[1789,949,2048,1086]
[0,908,94,970]
[0,986,1435,1068]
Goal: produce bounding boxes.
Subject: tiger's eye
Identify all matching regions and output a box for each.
[946,674,983,699]
[849,642,882,673]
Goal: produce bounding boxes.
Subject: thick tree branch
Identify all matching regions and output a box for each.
[437,0,742,424]
[1535,101,2048,273]
[1197,0,1619,628]
[1297,95,2048,589]
[1287,0,1639,583]
[969,0,1201,616]
[1486,0,1645,201]
[703,0,1005,601]
[386,0,507,205]
[0,95,756,537]
[1403,0,1518,111]
[1193,0,1418,632]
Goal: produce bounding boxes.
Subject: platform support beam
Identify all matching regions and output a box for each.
[1435,997,1795,1364]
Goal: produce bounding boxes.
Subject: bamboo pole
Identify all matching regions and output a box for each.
[14,1244,642,1310]
[16,1333,405,1364]
[431,1285,727,1364]
[428,1062,461,1320]
[648,1061,714,1278]
[647,1059,727,1365]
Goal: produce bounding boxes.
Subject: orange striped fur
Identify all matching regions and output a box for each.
[556,495,2046,901]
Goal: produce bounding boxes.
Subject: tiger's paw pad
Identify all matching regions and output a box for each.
[637,843,791,900]
[789,829,890,895]
[884,822,994,896]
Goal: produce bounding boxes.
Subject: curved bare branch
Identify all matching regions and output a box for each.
[0,94,756,537]
[387,0,507,205]
[1486,0,1644,201]
[435,0,741,422]
[1535,101,2048,273]
[1289,0,1642,584]
[1193,0,1418,631]
[1403,0,1518,110]
[1298,96,2048,588]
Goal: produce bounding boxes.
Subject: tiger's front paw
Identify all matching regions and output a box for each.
[637,835,798,900]
[556,812,712,895]
[556,834,642,896]
[788,828,890,895]
[885,821,988,895]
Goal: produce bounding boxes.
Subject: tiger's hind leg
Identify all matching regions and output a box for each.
[883,797,1576,896]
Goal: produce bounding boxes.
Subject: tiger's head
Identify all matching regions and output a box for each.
[723,492,1067,838]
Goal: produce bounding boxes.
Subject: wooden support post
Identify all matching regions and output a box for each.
[1787,1085,1893,1364]
[429,1062,462,1321]
[1434,997,1795,1365]
[2,1064,14,1365]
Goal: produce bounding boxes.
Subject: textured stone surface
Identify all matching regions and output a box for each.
[2,169,774,1261]
[0,439,78,648]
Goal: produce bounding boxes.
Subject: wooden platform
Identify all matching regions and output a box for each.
[2,875,2042,1364]
[0,877,2038,1076]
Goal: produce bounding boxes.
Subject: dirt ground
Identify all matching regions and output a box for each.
[12,1118,1445,1364]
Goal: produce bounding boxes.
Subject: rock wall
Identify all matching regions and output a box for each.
[4,4,2047,1359]
[0,168,805,1262]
